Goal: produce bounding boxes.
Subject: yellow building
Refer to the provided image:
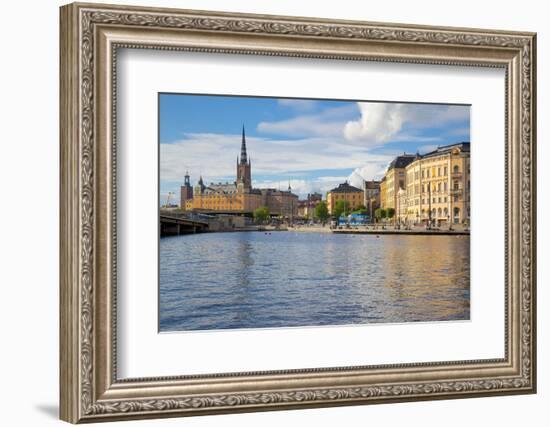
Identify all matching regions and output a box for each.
[181,126,298,217]
[400,142,470,225]
[380,176,387,209]
[363,180,381,220]
[297,193,323,220]
[326,182,364,215]
[397,187,408,221]
[191,179,262,212]
[383,154,417,213]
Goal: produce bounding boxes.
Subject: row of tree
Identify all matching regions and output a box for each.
[253,201,331,224]
[332,201,396,222]
[331,200,371,219]
[253,202,396,224]
[374,207,395,221]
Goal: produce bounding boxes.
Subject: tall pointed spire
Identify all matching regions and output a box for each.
[240,125,247,164]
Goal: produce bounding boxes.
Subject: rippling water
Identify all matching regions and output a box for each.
[159,231,470,332]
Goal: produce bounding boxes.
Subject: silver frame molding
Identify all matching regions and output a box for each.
[60,2,537,423]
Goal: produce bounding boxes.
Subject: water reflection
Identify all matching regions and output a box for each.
[159,232,470,332]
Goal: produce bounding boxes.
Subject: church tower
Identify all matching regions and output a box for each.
[180,170,194,209]
[236,125,252,190]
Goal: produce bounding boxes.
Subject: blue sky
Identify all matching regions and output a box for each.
[160,94,470,203]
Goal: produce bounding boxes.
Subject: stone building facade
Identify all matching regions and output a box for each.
[380,176,387,209]
[326,182,364,215]
[383,154,417,211]
[297,193,323,219]
[363,180,381,220]
[402,142,470,225]
[180,127,298,217]
[179,171,193,208]
[379,142,470,225]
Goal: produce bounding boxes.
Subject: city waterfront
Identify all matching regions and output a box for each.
[159,231,470,332]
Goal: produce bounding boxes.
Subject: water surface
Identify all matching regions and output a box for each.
[159,231,470,332]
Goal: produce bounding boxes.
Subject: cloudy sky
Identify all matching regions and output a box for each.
[160,94,470,204]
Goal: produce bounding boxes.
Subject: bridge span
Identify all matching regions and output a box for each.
[160,214,209,237]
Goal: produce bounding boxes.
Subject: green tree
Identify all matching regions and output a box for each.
[314,201,329,224]
[333,200,350,219]
[253,206,270,224]
[350,204,368,215]
[374,208,386,222]
[386,207,395,221]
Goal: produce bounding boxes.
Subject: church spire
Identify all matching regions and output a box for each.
[240,125,247,164]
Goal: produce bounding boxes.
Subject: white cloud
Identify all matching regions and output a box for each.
[259,101,469,146]
[160,102,469,203]
[344,102,470,145]
[344,103,405,144]
[257,104,356,138]
[254,177,347,198]
[160,132,393,199]
[347,163,387,189]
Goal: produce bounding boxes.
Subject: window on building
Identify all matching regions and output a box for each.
[453,165,459,174]
[453,207,460,223]
[438,167,441,176]
[444,182,448,191]
[453,180,459,191]
[454,195,459,202]
[438,183,441,192]
[444,166,448,176]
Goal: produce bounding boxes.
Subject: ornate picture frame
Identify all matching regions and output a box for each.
[60,2,536,423]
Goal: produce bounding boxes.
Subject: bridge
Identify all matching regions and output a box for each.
[160,214,209,237]
[190,208,254,216]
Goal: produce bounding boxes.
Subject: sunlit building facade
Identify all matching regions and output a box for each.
[402,142,470,225]
[326,182,364,215]
[386,142,470,225]
[380,176,387,209]
[180,127,298,217]
[383,154,417,212]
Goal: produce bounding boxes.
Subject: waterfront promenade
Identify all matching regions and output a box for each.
[332,228,469,236]
[292,223,469,236]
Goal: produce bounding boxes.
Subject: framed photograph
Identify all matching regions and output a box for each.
[60,2,537,423]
